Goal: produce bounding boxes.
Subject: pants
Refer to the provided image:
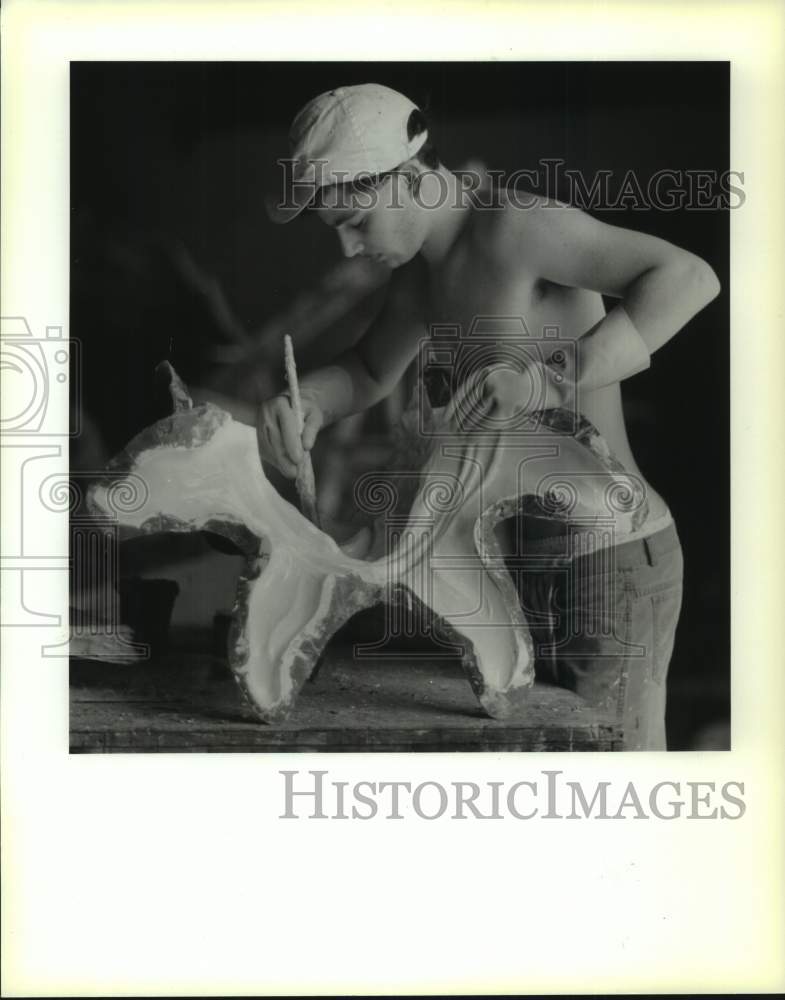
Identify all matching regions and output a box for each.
[506,519,684,751]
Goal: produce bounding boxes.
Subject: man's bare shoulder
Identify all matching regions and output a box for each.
[468,187,578,273]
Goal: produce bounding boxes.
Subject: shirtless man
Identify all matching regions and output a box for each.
[260,83,720,750]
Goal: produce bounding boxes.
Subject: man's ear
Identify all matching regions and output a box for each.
[398,163,423,197]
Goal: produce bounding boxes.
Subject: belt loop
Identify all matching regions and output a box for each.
[643,535,657,566]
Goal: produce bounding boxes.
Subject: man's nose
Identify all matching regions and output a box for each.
[338,228,364,258]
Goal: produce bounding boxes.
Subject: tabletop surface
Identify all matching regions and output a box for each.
[70,631,623,753]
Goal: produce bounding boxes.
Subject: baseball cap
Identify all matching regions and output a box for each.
[267,83,428,224]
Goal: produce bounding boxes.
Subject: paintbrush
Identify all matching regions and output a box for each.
[284,334,321,528]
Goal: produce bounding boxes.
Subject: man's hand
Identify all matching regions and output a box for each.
[445,361,571,431]
[460,363,549,426]
[479,363,547,419]
[256,392,324,479]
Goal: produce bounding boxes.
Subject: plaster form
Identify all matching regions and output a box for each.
[88,365,647,722]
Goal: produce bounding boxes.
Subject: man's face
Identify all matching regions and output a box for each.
[314,174,426,268]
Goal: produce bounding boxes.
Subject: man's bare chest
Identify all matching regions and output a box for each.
[425,254,606,344]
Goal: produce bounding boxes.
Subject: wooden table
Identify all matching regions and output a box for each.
[70,636,623,753]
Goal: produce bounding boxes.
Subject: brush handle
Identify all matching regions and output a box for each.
[284,335,321,528]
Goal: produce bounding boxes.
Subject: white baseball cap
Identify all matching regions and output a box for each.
[267,83,428,224]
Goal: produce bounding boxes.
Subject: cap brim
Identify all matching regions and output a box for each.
[264,185,314,225]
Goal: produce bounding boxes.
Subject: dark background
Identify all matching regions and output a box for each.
[71,62,730,749]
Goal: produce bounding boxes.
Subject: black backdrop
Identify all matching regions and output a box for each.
[71,62,730,748]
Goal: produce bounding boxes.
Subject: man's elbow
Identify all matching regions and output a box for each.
[682,254,721,306]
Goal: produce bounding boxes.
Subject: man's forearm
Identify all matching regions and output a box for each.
[568,304,651,397]
[297,349,389,424]
[565,257,720,396]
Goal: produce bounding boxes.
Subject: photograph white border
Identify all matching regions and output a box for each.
[2,0,784,994]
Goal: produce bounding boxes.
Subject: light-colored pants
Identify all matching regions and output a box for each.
[508,519,684,751]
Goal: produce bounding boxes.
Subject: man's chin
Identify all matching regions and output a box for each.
[388,249,418,269]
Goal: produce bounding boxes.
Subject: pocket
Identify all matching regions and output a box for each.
[554,562,633,630]
[549,567,637,663]
[629,544,684,598]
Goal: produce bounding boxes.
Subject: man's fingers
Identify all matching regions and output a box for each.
[444,379,484,431]
[259,418,298,479]
[460,378,493,430]
[302,407,323,451]
[276,408,304,465]
[278,457,301,479]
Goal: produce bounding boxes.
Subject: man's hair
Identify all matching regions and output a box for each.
[406,108,440,171]
[308,108,440,212]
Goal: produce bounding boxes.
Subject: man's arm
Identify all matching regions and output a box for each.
[258,261,427,476]
[499,198,721,396]
[297,259,429,421]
